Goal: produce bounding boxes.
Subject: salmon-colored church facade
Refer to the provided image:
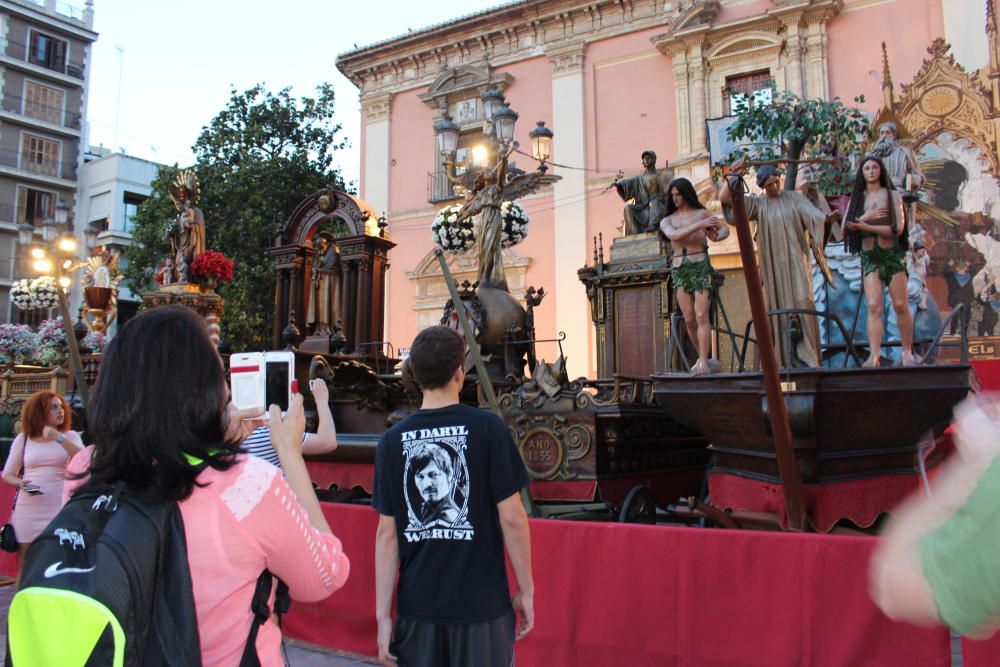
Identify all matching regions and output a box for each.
[337,0,995,377]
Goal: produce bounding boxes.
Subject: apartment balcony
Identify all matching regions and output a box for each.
[0,37,86,87]
[0,147,77,187]
[0,94,82,137]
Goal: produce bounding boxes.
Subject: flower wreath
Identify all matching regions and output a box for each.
[431,205,475,253]
[500,201,529,248]
[29,276,59,310]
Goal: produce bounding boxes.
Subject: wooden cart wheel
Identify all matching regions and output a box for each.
[618,485,656,524]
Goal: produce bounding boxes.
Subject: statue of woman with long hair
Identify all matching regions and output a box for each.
[659,177,728,375]
[843,155,917,366]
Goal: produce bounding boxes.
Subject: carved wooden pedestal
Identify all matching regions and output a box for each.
[578,232,674,378]
[142,283,224,346]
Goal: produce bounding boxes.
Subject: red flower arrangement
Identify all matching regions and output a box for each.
[190,250,234,284]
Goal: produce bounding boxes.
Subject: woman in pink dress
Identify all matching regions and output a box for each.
[63,305,350,665]
[1,390,83,566]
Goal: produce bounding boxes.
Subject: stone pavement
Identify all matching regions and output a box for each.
[0,581,379,666]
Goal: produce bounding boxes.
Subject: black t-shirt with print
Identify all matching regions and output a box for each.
[373,403,530,623]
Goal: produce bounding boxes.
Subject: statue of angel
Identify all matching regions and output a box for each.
[452,162,560,291]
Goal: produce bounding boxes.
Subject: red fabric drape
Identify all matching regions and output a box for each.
[282,503,954,666]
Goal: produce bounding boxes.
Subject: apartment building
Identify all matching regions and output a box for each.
[0,0,95,322]
[75,146,160,329]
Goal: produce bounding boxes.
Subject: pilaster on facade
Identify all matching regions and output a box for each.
[361,92,393,125]
[547,41,585,79]
[548,39,590,376]
[361,92,392,218]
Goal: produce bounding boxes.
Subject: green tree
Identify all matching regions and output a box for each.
[123,84,349,350]
[722,88,870,192]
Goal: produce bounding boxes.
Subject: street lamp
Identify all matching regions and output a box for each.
[529,121,554,172]
[492,104,518,145]
[27,202,90,409]
[481,85,505,122]
[434,114,460,156]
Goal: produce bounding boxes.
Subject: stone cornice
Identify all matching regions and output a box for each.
[651,0,842,57]
[336,0,668,97]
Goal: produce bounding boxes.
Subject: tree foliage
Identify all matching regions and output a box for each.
[722,88,870,192]
[123,84,349,351]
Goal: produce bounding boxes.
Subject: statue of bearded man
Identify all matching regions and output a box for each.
[869,122,925,193]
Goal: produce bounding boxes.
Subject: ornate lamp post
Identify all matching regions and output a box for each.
[23,201,91,409]
[432,84,560,381]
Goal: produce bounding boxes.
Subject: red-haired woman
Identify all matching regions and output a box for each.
[1,391,83,565]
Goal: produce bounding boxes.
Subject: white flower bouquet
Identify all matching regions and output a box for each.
[500,200,529,248]
[10,279,33,310]
[431,204,475,253]
[29,276,59,310]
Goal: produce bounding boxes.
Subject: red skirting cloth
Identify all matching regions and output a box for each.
[283,503,954,666]
[0,495,964,665]
[305,461,374,493]
[708,471,928,532]
[971,359,1000,391]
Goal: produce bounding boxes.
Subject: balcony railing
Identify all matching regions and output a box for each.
[427,171,460,204]
[0,147,77,181]
[1,93,81,129]
[0,38,85,80]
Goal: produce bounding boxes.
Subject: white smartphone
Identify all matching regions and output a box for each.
[230,352,264,411]
[264,350,296,416]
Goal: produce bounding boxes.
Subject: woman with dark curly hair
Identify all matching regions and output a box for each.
[1,390,83,566]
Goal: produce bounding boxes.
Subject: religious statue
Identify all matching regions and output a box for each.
[870,122,925,195]
[612,151,674,235]
[307,232,341,336]
[843,155,917,367]
[658,177,729,375]
[165,169,206,282]
[720,160,839,368]
[453,163,559,291]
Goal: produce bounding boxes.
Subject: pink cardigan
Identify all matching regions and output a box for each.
[65,447,350,666]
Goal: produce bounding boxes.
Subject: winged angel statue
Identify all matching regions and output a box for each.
[451,162,560,291]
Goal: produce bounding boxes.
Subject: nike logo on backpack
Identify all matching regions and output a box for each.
[44,562,96,578]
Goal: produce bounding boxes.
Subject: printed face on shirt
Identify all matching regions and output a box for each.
[415,459,453,503]
[401,433,474,539]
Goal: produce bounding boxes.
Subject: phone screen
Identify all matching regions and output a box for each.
[265,361,290,412]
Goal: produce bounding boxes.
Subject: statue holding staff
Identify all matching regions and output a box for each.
[720,159,838,367]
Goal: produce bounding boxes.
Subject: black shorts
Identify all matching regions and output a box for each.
[391,612,515,667]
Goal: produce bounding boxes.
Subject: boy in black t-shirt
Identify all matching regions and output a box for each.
[373,326,534,667]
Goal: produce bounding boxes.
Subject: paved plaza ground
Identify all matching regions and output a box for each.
[0,581,379,666]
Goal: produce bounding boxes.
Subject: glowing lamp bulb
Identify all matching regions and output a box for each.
[58,276,71,289]
[30,247,46,259]
[471,144,489,167]
[33,259,53,274]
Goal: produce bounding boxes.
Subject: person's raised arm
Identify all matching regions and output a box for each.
[660,213,720,242]
[375,514,399,666]
[269,395,331,534]
[498,492,534,639]
[42,426,83,458]
[718,158,746,207]
[303,378,338,456]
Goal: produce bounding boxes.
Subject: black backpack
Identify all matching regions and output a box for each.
[7,484,202,666]
[7,482,292,667]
